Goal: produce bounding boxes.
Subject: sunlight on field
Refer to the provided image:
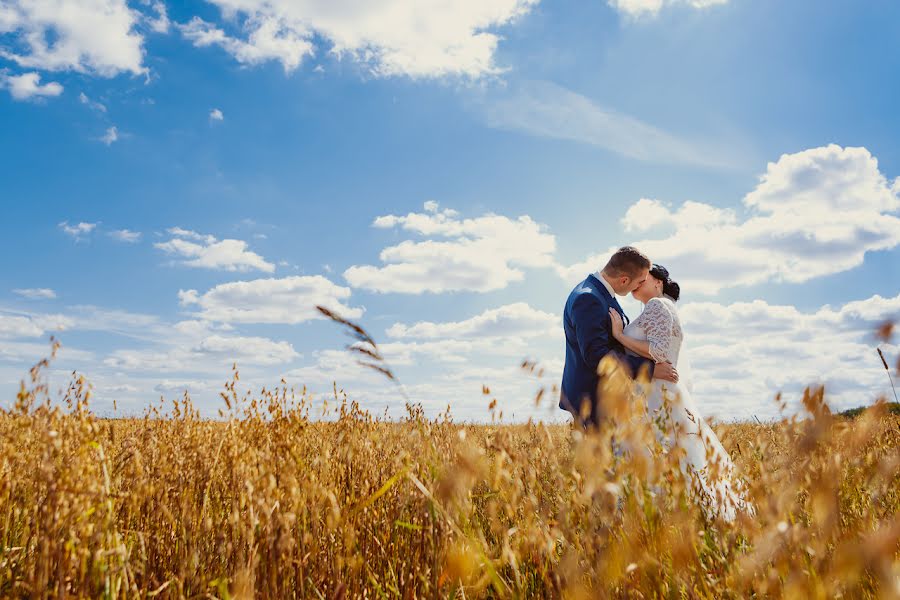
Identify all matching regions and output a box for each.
[1,348,899,599]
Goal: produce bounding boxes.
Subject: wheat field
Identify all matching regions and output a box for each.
[1,343,899,599]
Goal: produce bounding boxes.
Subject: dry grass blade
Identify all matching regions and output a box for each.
[317,305,377,347]
[317,304,401,388]
[349,344,384,363]
[357,361,397,382]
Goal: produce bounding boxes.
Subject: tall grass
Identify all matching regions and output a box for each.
[1,343,899,598]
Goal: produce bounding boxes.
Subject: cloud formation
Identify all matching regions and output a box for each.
[560,145,900,294]
[609,0,728,19]
[387,302,557,340]
[0,0,147,76]
[344,202,556,293]
[109,229,141,243]
[0,311,72,339]
[79,91,106,112]
[282,302,563,419]
[155,227,274,272]
[58,221,98,240]
[476,80,733,166]
[178,275,363,324]
[180,0,538,78]
[100,126,119,145]
[104,334,298,370]
[678,292,900,419]
[1,71,62,99]
[13,288,56,300]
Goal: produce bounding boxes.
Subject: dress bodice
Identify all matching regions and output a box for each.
[623,296,683,365]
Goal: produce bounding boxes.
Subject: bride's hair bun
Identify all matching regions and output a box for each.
[650,263,681,302]
[663,279,680,302]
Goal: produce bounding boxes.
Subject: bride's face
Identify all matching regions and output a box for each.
[632,275,662,303]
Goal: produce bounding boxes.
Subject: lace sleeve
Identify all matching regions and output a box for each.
[639,298,674,363]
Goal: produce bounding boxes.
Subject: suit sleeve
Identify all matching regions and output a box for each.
[572,293,655,380]
[571,293,616,372]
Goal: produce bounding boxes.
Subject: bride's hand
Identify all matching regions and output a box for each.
[608,308,624,339]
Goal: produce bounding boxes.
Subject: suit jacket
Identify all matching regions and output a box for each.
[560,273,655,427]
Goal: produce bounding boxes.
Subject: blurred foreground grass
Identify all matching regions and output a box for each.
[1,355,899,599]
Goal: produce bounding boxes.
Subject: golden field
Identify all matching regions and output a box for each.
[1,349,899,599]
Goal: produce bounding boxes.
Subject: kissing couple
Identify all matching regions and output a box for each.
[559,246,753,521]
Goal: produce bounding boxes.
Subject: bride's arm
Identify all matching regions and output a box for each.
[608,309,654,359]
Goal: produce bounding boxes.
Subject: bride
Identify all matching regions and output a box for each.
[608,264,753,522]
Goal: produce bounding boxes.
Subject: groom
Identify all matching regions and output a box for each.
[560,246,678,427]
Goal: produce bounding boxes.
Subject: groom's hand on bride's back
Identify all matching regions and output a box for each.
[654,361,678,383]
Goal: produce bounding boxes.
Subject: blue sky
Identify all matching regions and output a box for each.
[1,0,899,421]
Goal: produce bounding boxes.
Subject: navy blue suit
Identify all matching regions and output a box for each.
[560,273,655,427]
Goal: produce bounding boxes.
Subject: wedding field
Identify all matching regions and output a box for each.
[2,359,899,599]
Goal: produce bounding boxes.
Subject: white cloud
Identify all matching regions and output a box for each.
[375,305,562,392]
[180,15,314,73]
[102,382,139,394]
[0,305,169,343]
[281,302,565,421]
[100,126,119,145]
[0,0,147,76]
[0,303,291,373]
[0,341,93,364]
[58,220,98,240]
[559,145,900,294]
[282,344,546,417]
[179,275,363,324]
[282,349,391,387]
[76,310,300,377]
[0,303,301,412]
[344,203,556,293]
[209,107,224,121]
[609,0,728,19]
[109,229,141,243]
[142,0,169,33]
[387,302,557,340]
[104,334,298,371]
[13,288,56,300]
[78,91,106,112]
[179,0,538,78]
[0,314,44,338]
[197,334,298,364]
[153,379,214,395]
[378,335,548,366]
[474,80,733,167]
[165,227,214,243]
[64,305,164,340]
[154,228,274,272]
[0,311,73,339]
[678,292,900,419]
[370,303,558,376]
[2,71,62,100]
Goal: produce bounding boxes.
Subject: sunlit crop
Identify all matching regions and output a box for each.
[1,333,898,598]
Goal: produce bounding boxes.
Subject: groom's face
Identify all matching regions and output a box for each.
[616,268,649,295]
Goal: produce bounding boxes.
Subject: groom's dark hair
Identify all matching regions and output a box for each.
[603,246,651,278]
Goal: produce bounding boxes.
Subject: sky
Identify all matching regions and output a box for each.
[1,0,899,422]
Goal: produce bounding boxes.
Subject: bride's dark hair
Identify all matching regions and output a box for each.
[649,264,681,302]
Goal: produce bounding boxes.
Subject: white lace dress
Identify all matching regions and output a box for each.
[624,296,753,522]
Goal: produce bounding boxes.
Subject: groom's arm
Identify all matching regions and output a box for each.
[571,294,616,372]
[572,294,655,380]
